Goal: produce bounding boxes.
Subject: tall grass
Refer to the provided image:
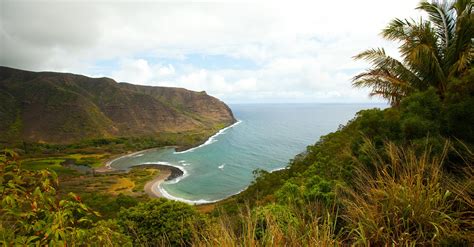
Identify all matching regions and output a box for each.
[192,203,342,246]
[190,142,473,246]
[343,142,473,246]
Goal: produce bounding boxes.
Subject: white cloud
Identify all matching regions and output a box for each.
[0,0,422,103]
[112,59,153,83]
[157,64,175,76]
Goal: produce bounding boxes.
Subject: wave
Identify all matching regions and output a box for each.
[156,185,219,205]
[106,149,150,168]
[178,160,191,166]
[174,120,243,154]
[156,183,249,205]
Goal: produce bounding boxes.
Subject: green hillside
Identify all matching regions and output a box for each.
[0,66,235,146]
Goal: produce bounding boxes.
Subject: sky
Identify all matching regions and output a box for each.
[0,0,421,104]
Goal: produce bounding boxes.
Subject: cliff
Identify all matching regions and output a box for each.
[0,66,235,144]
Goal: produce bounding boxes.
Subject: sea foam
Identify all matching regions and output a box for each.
[174,120,242,154]
[156,185,219,205]
[106,149,149,168]
[156,183,249,205]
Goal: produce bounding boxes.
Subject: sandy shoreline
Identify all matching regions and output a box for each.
[144,168,171,198]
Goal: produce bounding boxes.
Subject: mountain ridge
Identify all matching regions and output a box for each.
[0,66,236,144]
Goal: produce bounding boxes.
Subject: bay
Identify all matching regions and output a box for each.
[110,103,385,203]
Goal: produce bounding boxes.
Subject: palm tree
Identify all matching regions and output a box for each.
[353,0,473,106]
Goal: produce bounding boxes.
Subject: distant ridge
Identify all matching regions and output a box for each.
[0,66,236,144]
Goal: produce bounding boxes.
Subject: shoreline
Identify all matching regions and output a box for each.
[139,164,184,198]
[97,120,243,203]
[174,120,242,154]
[100,121,239,170]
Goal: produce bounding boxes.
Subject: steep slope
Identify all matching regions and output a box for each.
[0,66,235,144]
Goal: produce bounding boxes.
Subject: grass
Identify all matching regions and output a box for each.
[127,168,160,192]
[58,167,161,197]
[342,141,474,245]
[66,153,107,168]
[21,153,108,172]
[109,178,135,195]
[193,203,341,246]
[21,158,78,175]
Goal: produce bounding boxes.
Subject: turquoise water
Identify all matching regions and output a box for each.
[110,103,384,203]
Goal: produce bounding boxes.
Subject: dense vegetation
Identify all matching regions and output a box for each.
[1,0,472,246]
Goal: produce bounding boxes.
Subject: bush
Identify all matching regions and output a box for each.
[118,198,205,246]
[399,88,442,140]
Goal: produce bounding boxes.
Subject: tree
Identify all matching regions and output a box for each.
[353,0,473,106]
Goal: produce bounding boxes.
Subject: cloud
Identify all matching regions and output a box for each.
[0,0,421,103]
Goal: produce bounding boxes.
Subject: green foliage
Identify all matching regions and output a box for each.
[118,198,205,246]
[303,175,336,206]
[0,150,130,246]
[79,193,139,219]
[444,67,474,142]
[399,88,442,140]
[275,181,304,206]
[77,220,132,246]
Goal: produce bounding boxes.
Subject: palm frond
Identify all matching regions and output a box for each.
[445,0,473,76]
[354,48,422,88]
[398,21,446,89]
[352,0,472,104]
[417,1,456,50]
[352,48,417,106]
[382,18,411,41]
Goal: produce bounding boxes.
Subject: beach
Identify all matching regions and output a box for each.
[95,160,185,198]
[144,167,171,198]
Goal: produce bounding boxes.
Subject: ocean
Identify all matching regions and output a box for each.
[109,103,385,203]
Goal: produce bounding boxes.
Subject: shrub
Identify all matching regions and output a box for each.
[118,198,205,246]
